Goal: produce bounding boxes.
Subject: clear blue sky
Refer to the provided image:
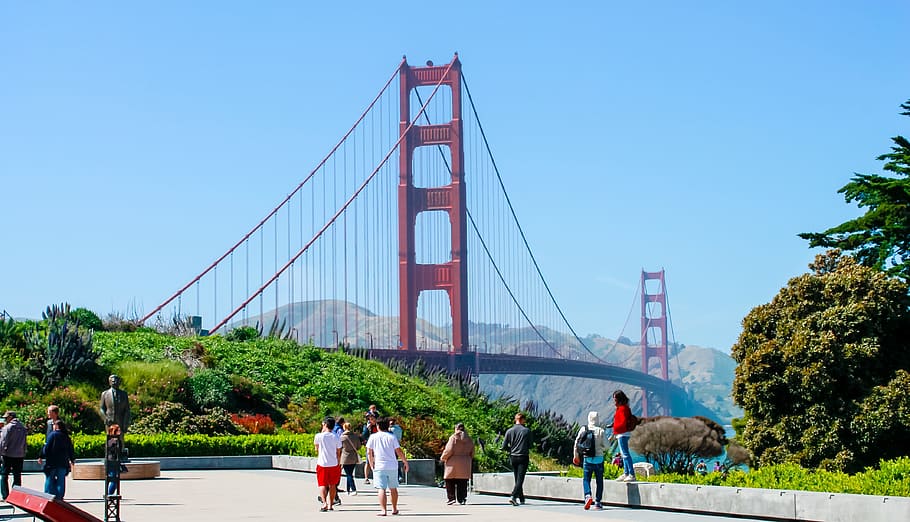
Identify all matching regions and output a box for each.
[2,2,908,351]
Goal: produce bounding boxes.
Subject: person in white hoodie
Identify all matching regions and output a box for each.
[573,411,607,510]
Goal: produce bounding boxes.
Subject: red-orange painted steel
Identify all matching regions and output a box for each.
[640,269,670,416]
[6,487,103,522]
[398,54,469,354]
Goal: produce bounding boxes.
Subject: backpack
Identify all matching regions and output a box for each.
[576,426,596,457]
[629,415,640,431]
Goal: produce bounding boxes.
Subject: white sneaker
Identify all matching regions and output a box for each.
[351,491,358,496]
[615,474,628,481]
[622,474,635,482]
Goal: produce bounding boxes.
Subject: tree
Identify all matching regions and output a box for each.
[850,369,910,465]
[799,100,910,282]
[629,416,729,474]
[731,251,910,471]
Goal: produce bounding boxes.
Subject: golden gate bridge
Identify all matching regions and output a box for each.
[138,55,711,418]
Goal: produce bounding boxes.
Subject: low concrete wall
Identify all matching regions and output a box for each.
[140,456,273,470]
[272,456,435,486]
[472,473,910,522]
[26,455,435,486]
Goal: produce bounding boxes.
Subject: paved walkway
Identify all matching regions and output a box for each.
[8,470,768,522]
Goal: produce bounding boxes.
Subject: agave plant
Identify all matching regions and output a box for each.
[25,303,98,388]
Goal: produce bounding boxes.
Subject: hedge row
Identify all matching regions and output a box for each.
[27,433,316,460]
[645,458,910,497]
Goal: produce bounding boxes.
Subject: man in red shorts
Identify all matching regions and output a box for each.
[314,417,342,512]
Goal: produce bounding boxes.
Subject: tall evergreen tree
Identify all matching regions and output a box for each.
[800,100,910,282]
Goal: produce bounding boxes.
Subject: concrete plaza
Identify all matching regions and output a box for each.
[5,469,767,522]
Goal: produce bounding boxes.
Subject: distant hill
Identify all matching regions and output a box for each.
[480,337,741,425]
[236,300,741,424]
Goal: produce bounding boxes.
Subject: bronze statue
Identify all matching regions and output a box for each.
[100,374,131,434]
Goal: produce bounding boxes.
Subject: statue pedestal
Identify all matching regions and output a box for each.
[72,460,160,480]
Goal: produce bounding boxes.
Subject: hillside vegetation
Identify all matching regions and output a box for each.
[251,300,741,424]
[0,324,578,472]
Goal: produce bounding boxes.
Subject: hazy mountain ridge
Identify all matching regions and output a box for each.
[481,337,741,425]
[236,300,741,424]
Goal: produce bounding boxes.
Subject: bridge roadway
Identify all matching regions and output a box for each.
[366,349,715,418]
[8,469,768,522]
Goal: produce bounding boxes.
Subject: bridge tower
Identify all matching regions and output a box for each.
[398,55,469,354]
[640,269,669,416]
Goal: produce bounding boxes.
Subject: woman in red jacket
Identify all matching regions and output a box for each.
[611,390,635,482]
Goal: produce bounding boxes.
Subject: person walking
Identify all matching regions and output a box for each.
[440,422,474,505]
[573,411,607,510]
[501,412,532,506]
[45,405,60,442]
[339,422,361,496]
[361,413,379,484]
[610,390,636,482]
[104,424,123,496]
[39,420,76,499]
[333,417,345,438]
[314,417,342,512]
[389,419,404,482]
[365,417,409,516]
[0,411,28,500]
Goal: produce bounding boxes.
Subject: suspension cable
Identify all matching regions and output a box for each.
[461,73,607,364]
[209,60,456,334]
[413,88,565,359]
[140,58,406,325]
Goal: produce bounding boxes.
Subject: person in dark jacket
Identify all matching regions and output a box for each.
[501,412,531,506]
[361,414,379,484]
[40,420,76,499]
[0,411,28,500]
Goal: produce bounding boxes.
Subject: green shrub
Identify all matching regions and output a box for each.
[644,457,910,497]
[281,398,322,434]
[401,415,445,458]
[5,400,47,436]
[225,326,259,342]
[183,407,244,435]
[0,362,37,398]
[0,317,26,354]
[114,360,188,412]
[69,308,103,331]
[39,385,105,435]
[94,331,173,366]
[187,368,232,411]
[0,385,103,436]
[229,374,279,419]
[130,401,243,435]
[130,401,192,435]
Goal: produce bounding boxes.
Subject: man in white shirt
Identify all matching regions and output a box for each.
[366,417,409,516]
[314,417,342,512]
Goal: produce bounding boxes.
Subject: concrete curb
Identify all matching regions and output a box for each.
[472,472,910,522]
[24,456,436,486]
